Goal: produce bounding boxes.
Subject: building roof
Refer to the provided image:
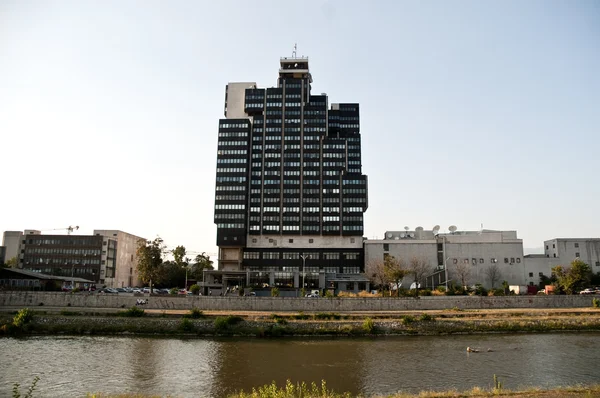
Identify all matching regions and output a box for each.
[1,267,95,283]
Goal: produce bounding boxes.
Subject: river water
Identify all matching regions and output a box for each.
[1,333,599,397]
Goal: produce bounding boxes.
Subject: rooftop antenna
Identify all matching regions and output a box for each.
[292,43,297,58]
[449,225,457,234]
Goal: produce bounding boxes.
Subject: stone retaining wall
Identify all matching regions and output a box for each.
[0,292,597,311]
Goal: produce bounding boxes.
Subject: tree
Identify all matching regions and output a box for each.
[552,259,591,294]
[136,237,166,293]
[485,264,502,289]
[383,255,406,297]
[408,257,433,297]
[190,252,214,283]
[451,261,471,292]
[366,257,392,296]
[4,256,18,268]
[171,246,189,288]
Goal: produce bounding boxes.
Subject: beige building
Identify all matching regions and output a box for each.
[2,231,23,263]
[364,227,525,290]
[93,230,145,288]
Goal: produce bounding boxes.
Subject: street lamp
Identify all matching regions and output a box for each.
[444,257,450,291]
[300,254,310,296]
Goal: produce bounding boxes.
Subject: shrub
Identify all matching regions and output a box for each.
[71,288,80,293]
[239,287,245,296]
[169,288,178,295]
[189,284,200,295]
[402,315,416,325]
[324,290,334,298]
[418,289,432,296]
[179,318,195,332]
[270,287,280,297]
[60,310,82,316]
[293,312,310,320]
[474,284,487,296]
[13,308,35,328]
[214,315,243,331]
[184,308,203,319]
[593,298,600,308]
[314,312,341,320]
[117,306,145,317]
[396,287,411,297]
[337,291,357,298]
[419,313,435,322]
[362,317,375,334]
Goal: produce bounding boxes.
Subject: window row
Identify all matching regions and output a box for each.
[220,123,249,129]
[216,223,244,229]
[217,149,247,155]
[216,168,245,173]
[243,252,360,260]
[217,158,246,164]
[215,195,246,201]
[214,204,245,210]
[216,176,246,183]
[219,132,248,138]
[216,185,245,191]
[214,213,245,219]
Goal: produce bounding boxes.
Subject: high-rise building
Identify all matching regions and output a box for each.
[212,56,368,293]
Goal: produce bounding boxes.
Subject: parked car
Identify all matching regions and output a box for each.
[579,288,596,295]
[142,287,151,293]
[116,288,127,293]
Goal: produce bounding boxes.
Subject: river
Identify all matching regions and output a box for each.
[1,333,599,397]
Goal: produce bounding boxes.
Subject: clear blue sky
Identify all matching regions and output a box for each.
[1,0,598,256]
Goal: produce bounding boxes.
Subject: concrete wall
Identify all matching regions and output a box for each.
[1,292,596,311]
[94,230,144,288]
[224,82,256,119]
[523,255,561,286]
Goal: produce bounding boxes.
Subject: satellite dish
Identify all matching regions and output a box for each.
[386,233,393,238]
[433,225,440,232]
[400,233,406,238]
[409,233,415,238]
[449,225,457,233]
[404,226,409,231]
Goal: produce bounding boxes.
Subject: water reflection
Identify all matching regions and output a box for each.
[1,334,599,397]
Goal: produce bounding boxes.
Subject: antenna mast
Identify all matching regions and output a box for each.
[292,43,297,58]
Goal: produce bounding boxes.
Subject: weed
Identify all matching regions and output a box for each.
[12,376,39,398]
[214,315,244,331]
[493,374,503,391]
[184,308,204,319]
[179,318,195,332]
[362,317,375,334]
[13,308,35,328]
[419,313,435,322]
[593,298,599,308]
[293,312,310,320]
[402,315,416,325]
[59,310,82,316]
[314,312,341,320]
[117,306,145,317]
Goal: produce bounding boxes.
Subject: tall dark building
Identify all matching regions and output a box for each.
[213,56,368,293]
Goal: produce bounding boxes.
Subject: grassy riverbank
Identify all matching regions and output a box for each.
[2,307,600,337]
[83,383,600,397]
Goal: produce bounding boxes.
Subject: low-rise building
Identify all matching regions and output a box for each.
[14,229,144,288]
[364,227,525,290]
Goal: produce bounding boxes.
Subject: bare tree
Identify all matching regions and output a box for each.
[366,258,392,296]
[384,255,407,297]
[451,261,471,290]
[408,257,434,297]
[485,264,501,289]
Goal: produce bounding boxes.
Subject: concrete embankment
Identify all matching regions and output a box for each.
[1,292,598,311]
[2,308,600,337]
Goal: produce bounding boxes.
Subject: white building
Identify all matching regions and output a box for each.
[523,238,600,287]
[364,227,525,289]
[2,231,23,264]
[93,230,145,288]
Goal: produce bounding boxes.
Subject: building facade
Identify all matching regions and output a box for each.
[543,238,600,268]
[2,231,22,264]
[15,229,144,288]
[364,227,526,289]
[212,56,368,293]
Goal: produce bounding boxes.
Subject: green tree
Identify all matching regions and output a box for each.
[136,237,166,293]
[171,245,189,288]
[159,260,186,288]
[552,259,592,294]
[383,255,406,297]
[190,252,214,283]
[4,256,18,268]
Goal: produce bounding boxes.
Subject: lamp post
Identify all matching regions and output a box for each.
[442,235,449,292]
[300,254,310,296]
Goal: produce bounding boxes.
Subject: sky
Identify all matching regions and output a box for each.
[1,0,599,256]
